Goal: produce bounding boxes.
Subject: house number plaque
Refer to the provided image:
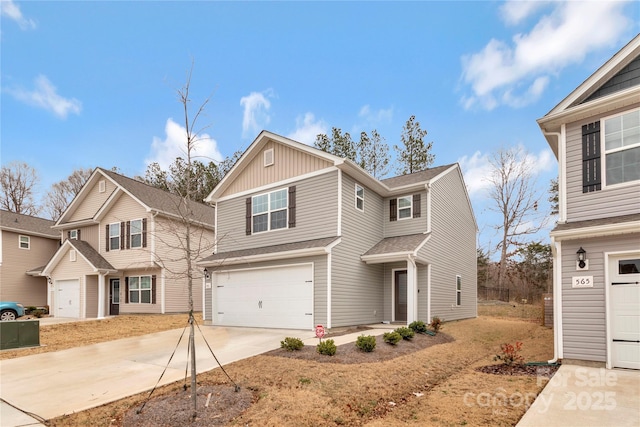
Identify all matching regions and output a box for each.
[572,276,593,288]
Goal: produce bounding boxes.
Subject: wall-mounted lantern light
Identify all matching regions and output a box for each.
[204,268,210,280]
[577,247,587,269]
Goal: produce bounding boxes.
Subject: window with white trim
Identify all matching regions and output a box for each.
[69,230,78,240]
[252,188,288,233]
[398,196,412,219]
[456,275,462,306]
[19,235,30,250]
[109,222,120,251]
[130,219,142,248]
[129,276,152,304]
[355,184,364,211]
[603,109,640,186]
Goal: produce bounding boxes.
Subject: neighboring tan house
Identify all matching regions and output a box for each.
[41,168,215,319]
[0,210,59,307]
[537,34,640,370]
[199,131,477,330]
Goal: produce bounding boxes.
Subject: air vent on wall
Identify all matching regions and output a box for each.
[99,180,106,193]
[264,148,274,167]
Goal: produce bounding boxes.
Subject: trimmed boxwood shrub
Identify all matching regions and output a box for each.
[355,335,376,352]
[394,327,415,340]
[408,320,428,334]
[317,339,337,356]
[383,331,402,345]
[280,337,304,351]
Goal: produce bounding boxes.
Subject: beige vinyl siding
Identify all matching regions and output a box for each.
[221,139,333,198]
[50,246,90,317]
[217,171,339,252]
[383,193,428,237]
[205,255,327,326]
[560,233,640,362]
[69,177,117,222]
[85,275,99,318]
[421,168,477,322]
[565,104,640,222]
[0,230,59,306]
[66,225,99,247]
[101,196,152,267]
[117,268,163,314]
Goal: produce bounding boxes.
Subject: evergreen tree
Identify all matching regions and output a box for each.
[394,115,435,175]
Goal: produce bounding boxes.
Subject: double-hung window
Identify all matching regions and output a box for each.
[252,188,288,233]
[109,222,120,251]
[19,235,30,249]
[130,219,142,248]
[604,109,640,186]
[69,230,78,240]
[129,276,152,304]
[355,184,364,211]
[398,196,412,219]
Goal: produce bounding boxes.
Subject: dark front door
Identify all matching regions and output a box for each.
[110,278,120,315]
[394,270,407,322]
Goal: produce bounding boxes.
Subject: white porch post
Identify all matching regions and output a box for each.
[407,257,418,324]
[97,273,105,318]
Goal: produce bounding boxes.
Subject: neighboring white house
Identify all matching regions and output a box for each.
[537,35,640,370]
[199,131,477,330]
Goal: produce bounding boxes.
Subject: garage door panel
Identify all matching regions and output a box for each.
[56,280,80,318]
[610,255,640,370]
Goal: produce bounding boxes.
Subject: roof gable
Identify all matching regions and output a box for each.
[0,210,58,238]
[42,239,116,276]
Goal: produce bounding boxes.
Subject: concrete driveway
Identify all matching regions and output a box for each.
[0,325,318,422]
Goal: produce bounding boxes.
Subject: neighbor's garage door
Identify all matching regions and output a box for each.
[215,264,313,329]
[56,279,80,318]
[610,255,640,370]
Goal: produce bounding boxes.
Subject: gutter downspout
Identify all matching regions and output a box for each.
[548,238,563,364]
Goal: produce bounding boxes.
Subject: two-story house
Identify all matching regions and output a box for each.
[0,210,59,307]
[40,168,215,319]
[199,131,477,330]
[537,34,640,370]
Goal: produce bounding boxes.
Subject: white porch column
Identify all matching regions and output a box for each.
[97,273,105,318]
[407,257,418,324]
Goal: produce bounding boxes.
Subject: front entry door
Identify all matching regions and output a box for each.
[395,270,407,322]
[110,278,120,315]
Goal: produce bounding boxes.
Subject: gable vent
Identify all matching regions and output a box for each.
[70,250,77,262]
[99,180,106,193]
[264,148,274,167]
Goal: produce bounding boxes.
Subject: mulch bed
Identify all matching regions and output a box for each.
[476,363,560,378]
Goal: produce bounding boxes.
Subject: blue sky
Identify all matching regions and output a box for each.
[2,0,639,254]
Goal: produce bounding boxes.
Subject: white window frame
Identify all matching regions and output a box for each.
[602,107,640,188]
[130,219,143,248]
[355,183,364,211]
[456,275,462,306]
[18,235,30,250]
[398,195,412,220]
[252,188,288,234]
[109,222,120,251]
[128,275,152,304]
[69,230,78,240]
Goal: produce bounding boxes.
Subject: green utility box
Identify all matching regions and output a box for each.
[0,320,40,350]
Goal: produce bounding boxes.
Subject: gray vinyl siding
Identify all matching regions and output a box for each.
[560,234,640,363]
[216,171,339,252]
[565,104,640,222]
[584,55,640,102]
[203,255,327,327]
[330,173,384,327]
[421,168,477,322]
[384,192,428,237]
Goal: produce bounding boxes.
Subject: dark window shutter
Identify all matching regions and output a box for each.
[413,194,421,218]
[582,121,601,193]
[120,222,125,250]
[105,224,110,252]
[142,218,147,248]
[389,198,397,221]
[151,275,157,304]
[126,221,131,249]
[246,197,252,235]
[67,231,71,240]
[77,229,81,240]
[125,277,129,303]
[288,186,296,228]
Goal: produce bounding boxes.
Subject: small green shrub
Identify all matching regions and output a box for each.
[383,331,402,345]
[395,326,415,340]
[429,316,443,333]
[280,337,304,351]
[408,320,428,334]
[32,309,45,318]
[494,342,524,366]
[25,306,37,315]
[317,339,337,356]
[355,335,376,352]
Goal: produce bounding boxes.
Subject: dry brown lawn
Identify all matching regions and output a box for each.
[38,303,554,427]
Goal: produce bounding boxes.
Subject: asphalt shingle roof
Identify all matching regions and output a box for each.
[380,164,455,189]
[0,210,58,238]
[552,213,640,232]
[362,233,429,256]
[68,239,116,271]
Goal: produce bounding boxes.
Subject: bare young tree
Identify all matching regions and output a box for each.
[0,161,40,215]
[43,168,93,220]
[486,146,547,289]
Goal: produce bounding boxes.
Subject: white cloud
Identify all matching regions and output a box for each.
[358,104,394,124]
[240,89,274,137]
[146,118,223,170]
[499,0,551,26]
[5,75,81,118]
[287,113,328,145]
[1,0,36,30]
[461,0,631,110]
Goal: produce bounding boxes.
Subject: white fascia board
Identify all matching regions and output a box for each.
[361,252,414,264]
[51,218,97,230]
[1,226,60,239]
[551,221,640,240]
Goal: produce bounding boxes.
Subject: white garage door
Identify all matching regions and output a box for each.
[215,264,313,330]
[56,279,80,318]
[610,255,640,370]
